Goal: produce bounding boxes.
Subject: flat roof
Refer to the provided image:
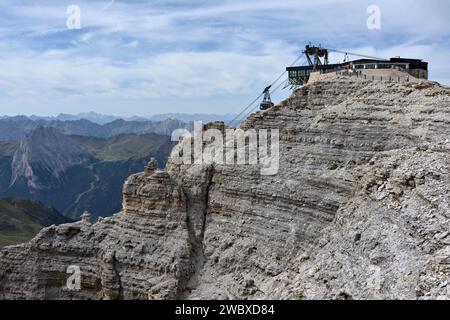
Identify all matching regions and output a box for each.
[287,62,349,71]
[287,57,428,71]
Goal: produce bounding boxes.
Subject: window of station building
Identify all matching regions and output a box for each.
[395,64,407,69]
[378,63,392,69]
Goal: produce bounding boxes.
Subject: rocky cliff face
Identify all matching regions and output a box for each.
[10,127,92,190]
[0,75,449,299]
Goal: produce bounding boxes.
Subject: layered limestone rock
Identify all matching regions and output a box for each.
[0,161,199,299]
[275,144,450,299]
[0,75,449,299]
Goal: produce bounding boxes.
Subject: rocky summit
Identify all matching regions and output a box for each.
[0,75,449,300]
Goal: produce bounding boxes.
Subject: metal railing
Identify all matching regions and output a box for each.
[336,70,410,82]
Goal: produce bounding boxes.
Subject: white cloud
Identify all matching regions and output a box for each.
[0,42,296,98]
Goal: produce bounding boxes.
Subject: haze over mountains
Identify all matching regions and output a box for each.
[0,115,192,141]
[1,112,235,125]
[147,113,236,123]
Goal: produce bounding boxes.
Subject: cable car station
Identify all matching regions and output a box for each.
[287,45,428,86]
[227,43,430,124]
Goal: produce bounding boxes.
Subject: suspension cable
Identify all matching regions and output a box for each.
[227,52,305,127]
[232,78,290,125]
[325,48,389,61]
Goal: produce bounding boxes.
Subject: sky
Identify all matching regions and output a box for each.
[0,0,449,117]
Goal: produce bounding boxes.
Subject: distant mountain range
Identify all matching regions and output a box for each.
[3,112,236,125]
[0,112,232,220]
[0,197,72,248]
[0,126,175,219]
[148,113,236,123]
[0,115,192,141]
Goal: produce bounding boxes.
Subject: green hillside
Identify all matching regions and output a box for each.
[0,197,72,248]
[71,133,175,161]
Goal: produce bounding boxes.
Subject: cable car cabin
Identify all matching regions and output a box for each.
[260,101,274,110]
[260,85,274,110]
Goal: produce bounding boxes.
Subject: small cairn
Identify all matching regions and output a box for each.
[144,158,158,175]
[80,211,91,224]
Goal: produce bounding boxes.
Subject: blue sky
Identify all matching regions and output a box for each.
[0,0,449,117]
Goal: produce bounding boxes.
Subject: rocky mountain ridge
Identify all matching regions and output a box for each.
[0,75,449,299]
[0,116,191,141]
[23,112,236,124]
[10,127,93,190]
